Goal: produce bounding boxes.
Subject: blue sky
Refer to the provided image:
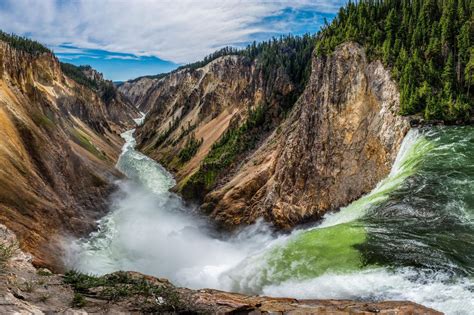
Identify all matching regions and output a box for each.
[0,1,346,81]
[55,45,178,82]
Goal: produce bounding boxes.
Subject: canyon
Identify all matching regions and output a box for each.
[119,42,410,229]
[0,32,468,315]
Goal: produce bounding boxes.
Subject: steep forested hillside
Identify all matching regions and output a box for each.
[178,35,316,199]
[0,30,51,55]
[182,34,315,98]
[316,0,473,121]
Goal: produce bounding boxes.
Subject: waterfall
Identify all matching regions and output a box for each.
[66,126,474,315]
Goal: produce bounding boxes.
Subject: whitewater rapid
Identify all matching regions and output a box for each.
[67,125,474,315]
[67,127,277,289]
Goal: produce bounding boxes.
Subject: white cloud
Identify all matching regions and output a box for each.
[51,46,88,54]
[104,55,140,60]
[0,0,345,63]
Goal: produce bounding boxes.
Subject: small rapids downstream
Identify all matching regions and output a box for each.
[67,125,474,315]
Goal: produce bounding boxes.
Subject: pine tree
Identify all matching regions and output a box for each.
[443,53,456,97]
[465,48,474,95]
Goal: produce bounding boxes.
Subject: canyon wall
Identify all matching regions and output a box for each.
[0,41,140,268]
[124,42,410,229]
[123,54,295,185]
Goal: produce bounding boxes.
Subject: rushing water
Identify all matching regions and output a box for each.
[67,125,474,315]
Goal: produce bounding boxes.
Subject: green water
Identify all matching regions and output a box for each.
[361,126,474,275]
[74,126,474,314]
[236,128,435,283]
[264,222,367,282]
[224,126,474,314]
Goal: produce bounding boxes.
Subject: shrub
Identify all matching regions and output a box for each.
[64,271,187,312]
[178,134,203,163]
[71,293,86,308]
[0,242,17,271]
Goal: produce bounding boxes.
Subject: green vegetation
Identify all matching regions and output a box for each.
[152,118,180,149]
[64,271,188,312]
[181,34,315,103]
[315,0,473,121]
[179,35,316,199]
[173,122,197,145]
[240,34,316,101]
[70,128,106,160]
[177,46,241,71]
[100,82,117,104]
[182,105,266,198]
[37,268,53,276]
[178,134,203,163]
[71,293,86,308]
[0,242,17,272]
[31,111,55,131]
[22,281,36,293]
[60,63,117,104]
[0,30,51,55]
[60,63,99,90]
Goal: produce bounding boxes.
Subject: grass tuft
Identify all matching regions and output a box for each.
[64,270,188,312]
[0,242,17,272]
[71,293,86,308]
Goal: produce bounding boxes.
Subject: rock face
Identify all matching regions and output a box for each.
[128,55,294,183]
[118,76,158,111]
[0,224,441,314]
[0,40,140,269]
[126,42,409,229]
[206,42,410,227]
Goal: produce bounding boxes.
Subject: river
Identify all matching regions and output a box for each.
[67,124,474,315]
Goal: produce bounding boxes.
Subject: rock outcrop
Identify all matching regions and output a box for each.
[125,42,409,229]
[205,42,410,227]
[118,76,159,111]
[0,40,140,269]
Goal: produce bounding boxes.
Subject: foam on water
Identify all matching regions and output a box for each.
[263,268,474,315]
[319,129,431,228]
[66,125,474,315]
[67,128,274,289]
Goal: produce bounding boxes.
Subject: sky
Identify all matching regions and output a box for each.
[0,0,347,81]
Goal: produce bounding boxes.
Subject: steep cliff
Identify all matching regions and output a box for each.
[131,53,296,183]
[0,40,140,268]
[127,42,409,229]
[205,42,410,228]
[118,76,160,111]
